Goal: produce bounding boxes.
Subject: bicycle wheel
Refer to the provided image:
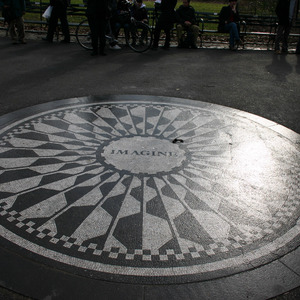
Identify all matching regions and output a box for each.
[76,19,92,50]
[126,21,152,53]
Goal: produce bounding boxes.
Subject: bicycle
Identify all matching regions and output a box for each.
[76,17,152,53]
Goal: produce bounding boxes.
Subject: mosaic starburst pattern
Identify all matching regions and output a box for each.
[0,99,299,282]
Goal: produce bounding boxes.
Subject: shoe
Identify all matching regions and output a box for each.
[161,45,170,50]
[109,40,118,47]
[91,50,98,56]
[60,39,70,43]
[230,45,237,51]
[191,44,198,49]
[275,49,281,54]
[235,39,243,48]
[42,37,52,43]
[19,39,27,44]
[99,51,107,56]
[151,45,158,50]
[109,44,121,50]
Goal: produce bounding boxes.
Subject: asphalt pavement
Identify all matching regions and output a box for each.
[0,33,299,134]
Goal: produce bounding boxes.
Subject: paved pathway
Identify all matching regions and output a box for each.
[0,35,300,300]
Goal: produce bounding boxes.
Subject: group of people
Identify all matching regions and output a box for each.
[85,0,243,53]
[1,0,300,55]
[1,0,70,44]
[86,0,148,55]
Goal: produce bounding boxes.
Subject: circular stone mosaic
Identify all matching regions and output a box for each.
[0,96,299,284]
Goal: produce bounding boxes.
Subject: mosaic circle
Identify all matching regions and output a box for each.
[0,97,299,283]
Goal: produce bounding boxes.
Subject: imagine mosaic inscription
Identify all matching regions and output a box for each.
[0,100,299,282]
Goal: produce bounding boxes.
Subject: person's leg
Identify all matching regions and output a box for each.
[59,8,70,42]
[176,24,183,46]
[296,36,300,54]
[164,28,171,48]
[282,23,291,52]
[8,19,17,41]
[228,22,240,45]
[47,8,59,41]
[87,15,98,55]
[153,29,160,48]
[163,21,173,48]
[141,25,147,43]
[124,23,130,41]
[275,24,284,52]
[114,22,121,40]
[191,24,199,47]
[15,17,25,42]
[225,22,240,48]
[152,16,163,49]
[98,18,107,55]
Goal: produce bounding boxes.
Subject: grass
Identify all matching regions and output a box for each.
[24,0,224,23]
[129,1,224,12]
[66,0,224,13]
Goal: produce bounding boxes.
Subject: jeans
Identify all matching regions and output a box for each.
[115,22,130,40]
[224,22,240,47]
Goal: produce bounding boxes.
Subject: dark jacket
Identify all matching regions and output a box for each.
[276,0,299,26]
[160,0,177,14]
[86,0,110,17]
[131,3,148,22]
[218,5,240,32]
[3,0,25,18]
[176,4,196,25]
[50,0,69,8]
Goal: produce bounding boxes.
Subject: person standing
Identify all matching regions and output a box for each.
[275,0,299,54]
[152,0,177,50]
[4,0,26,44]
[218,0,242,51]
[86,0,110,56]
[43,0,70,43]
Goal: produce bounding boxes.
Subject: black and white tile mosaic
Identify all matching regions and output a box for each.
[0,96,299,283]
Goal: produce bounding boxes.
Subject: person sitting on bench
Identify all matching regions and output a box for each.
[176,0,199,49]
[218,0,243,51]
